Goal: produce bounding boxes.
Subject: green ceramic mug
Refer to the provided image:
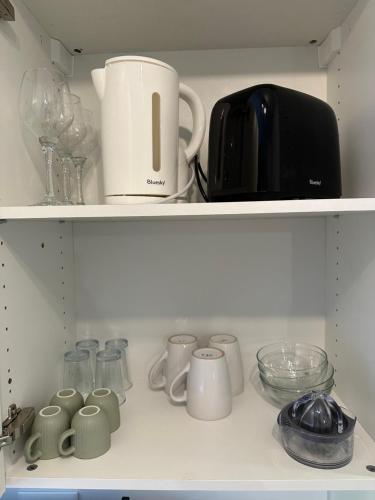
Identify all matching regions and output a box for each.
[85,388,120,433]
[24,406,70,463]
[58,405,110,459]
[50,388,84,419]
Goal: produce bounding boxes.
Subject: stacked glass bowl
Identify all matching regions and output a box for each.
[257,342,334,406]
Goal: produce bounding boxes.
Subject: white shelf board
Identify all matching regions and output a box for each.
[6,381,375,492]
[23,0,357,53]
[2,199,375,222]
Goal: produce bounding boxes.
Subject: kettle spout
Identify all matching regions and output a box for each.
[91,68,105,100]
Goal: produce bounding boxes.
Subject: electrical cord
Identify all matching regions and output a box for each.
[158,164,196,203]
[155,155,208,204]
[194,156,208,202]
[197,158,207,183]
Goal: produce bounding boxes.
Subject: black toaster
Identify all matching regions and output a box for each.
[207,84,341,202]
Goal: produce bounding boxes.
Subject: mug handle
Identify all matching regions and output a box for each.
[148,350,168,390]
[58,428,76,457]
[24,432,42,463]
[169,361,190,403]
[179,83,206,163]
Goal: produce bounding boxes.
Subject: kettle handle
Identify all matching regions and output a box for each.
[179,83,206,163]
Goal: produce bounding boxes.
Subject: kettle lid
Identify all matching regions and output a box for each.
[105,55,176,73]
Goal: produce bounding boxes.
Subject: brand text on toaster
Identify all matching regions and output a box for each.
[309,179,322,186]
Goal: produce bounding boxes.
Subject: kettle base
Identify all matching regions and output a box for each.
[105,195,173,205]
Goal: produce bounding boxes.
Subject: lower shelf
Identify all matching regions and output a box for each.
[7,381,375,492]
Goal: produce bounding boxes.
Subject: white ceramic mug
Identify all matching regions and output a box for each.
[208,334,244,396]
[148,334,198,394]
[169,347,232,420]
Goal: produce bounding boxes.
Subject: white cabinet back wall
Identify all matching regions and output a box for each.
[73,218,326,382]
[70,46,326,204]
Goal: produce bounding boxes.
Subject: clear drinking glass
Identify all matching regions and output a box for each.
[58,94,87,205]
[95,349,126,405]
[72,109,98,205]
[63,349,94,398]
[105,338,132,390]
[76,339,99,382]
[19,68,74,205]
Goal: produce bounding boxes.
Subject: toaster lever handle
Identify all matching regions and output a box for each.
[217,104,230,185]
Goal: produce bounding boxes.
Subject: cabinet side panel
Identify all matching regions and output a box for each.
[0,0,61,206]
[0,221,76,465]
[326,214,375,439]
[327,0,375,197]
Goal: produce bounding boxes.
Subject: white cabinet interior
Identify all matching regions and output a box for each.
[1,0,375,496]
[1,216,375,493]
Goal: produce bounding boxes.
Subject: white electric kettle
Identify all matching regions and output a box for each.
[92,56,205,204]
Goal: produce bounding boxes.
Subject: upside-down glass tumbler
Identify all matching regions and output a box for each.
[63,349,93,398]
[76,339,99,383]
[95,349,126,405]
[105,338,132,390]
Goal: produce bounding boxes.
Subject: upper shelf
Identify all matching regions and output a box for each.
[1,198,375,222]
[23,0,357,54]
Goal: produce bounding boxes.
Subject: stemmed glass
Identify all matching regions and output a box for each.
[71,109,98,205]
[19,68,73,205]
[58,94,87,205]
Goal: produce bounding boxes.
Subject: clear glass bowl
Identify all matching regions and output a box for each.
[257,342,328,380]
[261,362,333,390]
[260,369,334,407]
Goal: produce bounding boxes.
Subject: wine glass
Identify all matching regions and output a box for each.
[58,94,87,205]
[71,109,98,205]
[19,68,74,205]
